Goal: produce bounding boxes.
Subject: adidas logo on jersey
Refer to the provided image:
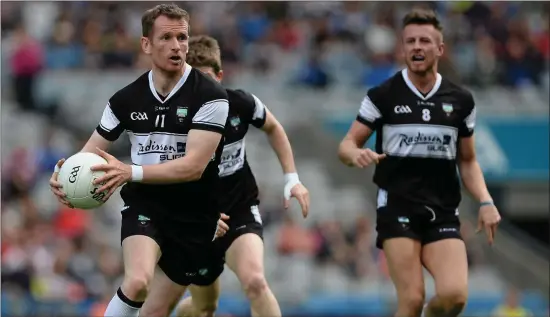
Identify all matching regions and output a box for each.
[394,105,412,114]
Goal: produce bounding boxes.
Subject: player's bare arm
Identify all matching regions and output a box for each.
[91,129,222,189]
[261,107,309,217]
[338,94,386,168]
[91,99,229,199]
[261,109,296,175]
[458,135,501,244]
[81,130,113,153]
[140,128,224,183]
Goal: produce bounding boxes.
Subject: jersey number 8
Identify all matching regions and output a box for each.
[422,109,431,122]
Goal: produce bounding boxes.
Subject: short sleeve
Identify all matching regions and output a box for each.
[356,88,383,130]
[249,94,267,128]
[459,93,476,137]
[95,99,125,141]
[191,91,229,134]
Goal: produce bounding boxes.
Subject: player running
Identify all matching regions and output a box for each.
[49,5,231,317]
[139,35,310,317]
[338,9,501,317]
[177,35,310,317]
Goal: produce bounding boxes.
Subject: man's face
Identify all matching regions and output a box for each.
[141,15,189,73]
[402,24,444,75]
[195,66,223,83]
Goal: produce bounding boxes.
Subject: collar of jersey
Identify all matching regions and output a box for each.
[148,63,192,104]
[401,68,442,101]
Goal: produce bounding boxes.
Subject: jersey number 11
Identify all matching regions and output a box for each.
[155,114,165,128]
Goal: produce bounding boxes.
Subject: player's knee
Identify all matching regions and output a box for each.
[399,290,425,316]
[195,302,218,317]
[122,271,153,299]
[242,273,268,299]
[140,302,171,317]
[436,287,467,312]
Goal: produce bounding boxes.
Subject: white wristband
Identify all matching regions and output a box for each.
[284,173,300,184]
[131,165,144,182]
[283,173,301,200]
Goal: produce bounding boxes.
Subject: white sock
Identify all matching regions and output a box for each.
[104,288,143,317]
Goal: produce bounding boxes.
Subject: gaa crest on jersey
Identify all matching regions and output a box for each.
[176,106,188,123]
[230,116,241,130]
[442,103,453,116]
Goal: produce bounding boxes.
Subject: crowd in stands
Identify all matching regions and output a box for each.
[2,1,548,96]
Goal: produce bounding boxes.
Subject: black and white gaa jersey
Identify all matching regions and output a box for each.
[218,89,267,214]
[356,69,476,211]
[95,65,229,224]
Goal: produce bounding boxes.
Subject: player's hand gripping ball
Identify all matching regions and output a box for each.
[56,152,109,209]
[90,148,133,201]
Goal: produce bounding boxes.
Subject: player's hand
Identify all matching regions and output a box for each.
[49,158,73,208]
[476,203,501,245]
[352,148,386,168]
[91,148,132,201]
[215,214,230,239]
[284,183,310,218]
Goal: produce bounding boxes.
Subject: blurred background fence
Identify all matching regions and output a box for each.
[1,1,549,316]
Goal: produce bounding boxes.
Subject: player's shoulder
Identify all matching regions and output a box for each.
[190,68,228,102]
[441,77,475,107]
[108,71,150,109]
[226,88,256,106]
[366,70,405,101]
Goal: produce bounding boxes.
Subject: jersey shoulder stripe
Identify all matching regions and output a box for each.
[95,72,149,141]
[356,71,401,128]
[190,69,229,133]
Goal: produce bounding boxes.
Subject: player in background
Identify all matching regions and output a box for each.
[140,35,310,317]
[49,5,230,317]
[338,9,500,317]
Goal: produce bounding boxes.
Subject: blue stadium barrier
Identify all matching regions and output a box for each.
[2,292,548,316]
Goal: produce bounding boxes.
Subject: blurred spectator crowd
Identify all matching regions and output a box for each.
[2,1,549,95]
[1,1,547,313]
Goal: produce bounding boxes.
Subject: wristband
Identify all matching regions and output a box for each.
[284,173,300,185]
[283,173,301,200]
[480,201,494,207]
[54,165,60,173]
[131,165,144,182]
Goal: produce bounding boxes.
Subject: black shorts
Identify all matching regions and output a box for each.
[375,189,462,249]
[216,204,264,258]
[120,204,224,286]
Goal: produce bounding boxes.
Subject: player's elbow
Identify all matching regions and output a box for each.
[337,145,346,163]
[265,124,288,146]
[337,140,353,166]
[262,116,281,134]
[174,161,206,181]
[188,169,204,181]
[186,164,206,181]
[458,152,476,165]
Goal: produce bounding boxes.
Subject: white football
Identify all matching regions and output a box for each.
[57,152,109,209]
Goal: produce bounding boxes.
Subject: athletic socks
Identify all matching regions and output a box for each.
[104,287,144,317]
